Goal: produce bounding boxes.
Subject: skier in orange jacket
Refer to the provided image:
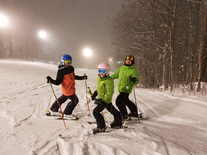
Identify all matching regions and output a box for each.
[46,54,87,117]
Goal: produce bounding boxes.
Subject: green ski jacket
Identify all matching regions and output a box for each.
[96,76,114,103]
[110,64,139,94]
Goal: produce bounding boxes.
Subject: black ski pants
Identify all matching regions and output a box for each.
[93,103,121,129]
[50,94,79,115]
[115,92,137,118]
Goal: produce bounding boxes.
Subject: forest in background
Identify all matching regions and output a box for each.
[110,0,207,92]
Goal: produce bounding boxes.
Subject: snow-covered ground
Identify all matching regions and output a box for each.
[0,59,207,155]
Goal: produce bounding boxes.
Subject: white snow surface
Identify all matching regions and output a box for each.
[0,59,207,155]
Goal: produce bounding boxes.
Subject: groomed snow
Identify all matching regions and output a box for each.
[0,59,207,155]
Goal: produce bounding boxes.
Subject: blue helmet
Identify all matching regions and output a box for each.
[61,54,72,64]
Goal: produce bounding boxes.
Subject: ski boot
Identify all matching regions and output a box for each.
[128,112,142,118]
[93,127,106,134]
[46,110,61,117]
[110,119,122,128]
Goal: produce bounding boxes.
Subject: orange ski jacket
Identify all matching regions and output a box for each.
[50,64,83,96]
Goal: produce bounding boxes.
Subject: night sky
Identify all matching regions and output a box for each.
[0,0,127,68]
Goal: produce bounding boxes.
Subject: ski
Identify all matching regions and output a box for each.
[56,116,80,121]
[123,117,150,123]
[107,125,128,130]
[87,121,96,124]
[58,131,109,139]
[87,121,128,128]
[126,113,150,121]
[59,125,131,139]
[45,110,80,121]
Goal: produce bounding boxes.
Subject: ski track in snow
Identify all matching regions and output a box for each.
[0,60,207,155]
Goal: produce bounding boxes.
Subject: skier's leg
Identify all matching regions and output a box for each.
[115,93,128,119]
[50,95,67,112]
[106,103,122,127]
[63,94,79,115]
[93,104,106,129]
[124,93,138,115]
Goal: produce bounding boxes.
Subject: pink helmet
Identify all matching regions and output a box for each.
[98,63,110,75]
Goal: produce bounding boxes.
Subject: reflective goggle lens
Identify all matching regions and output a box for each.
[98,69,107,74]
[126,55,134,61]
[64,60,72,64]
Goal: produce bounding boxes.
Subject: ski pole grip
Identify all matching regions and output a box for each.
[87,87,93,96]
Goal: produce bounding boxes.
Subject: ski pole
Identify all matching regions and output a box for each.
[133,86,140,124]
[84,73,91,117]
[49,83,67,129]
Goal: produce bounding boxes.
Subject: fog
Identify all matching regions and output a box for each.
[0,0,127,69]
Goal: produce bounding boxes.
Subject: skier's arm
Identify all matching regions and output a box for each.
[75,75,87,80]
[131,70,139,85]
[110,68,120,80]
[51,69,63,85]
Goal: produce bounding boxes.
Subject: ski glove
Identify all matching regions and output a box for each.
[130,76,137,83]
[94,98,105,105]
[82,75,88,80]
[46,76,52,83]
[91,90,98,101]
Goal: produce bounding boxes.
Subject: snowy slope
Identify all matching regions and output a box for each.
[0,59,207,155]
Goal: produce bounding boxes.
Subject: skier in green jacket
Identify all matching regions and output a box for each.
[91,63,122,134]
[110,55,139,120]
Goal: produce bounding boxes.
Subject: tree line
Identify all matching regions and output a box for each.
[109,0,207,92]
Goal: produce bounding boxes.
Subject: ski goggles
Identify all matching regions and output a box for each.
[98,69,107,74]
[126,55,134,61]
[63,59,72,64]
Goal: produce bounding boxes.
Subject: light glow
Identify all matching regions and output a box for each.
[0,14,8,27]
[83,48,92,57]
[38,31,47,38]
